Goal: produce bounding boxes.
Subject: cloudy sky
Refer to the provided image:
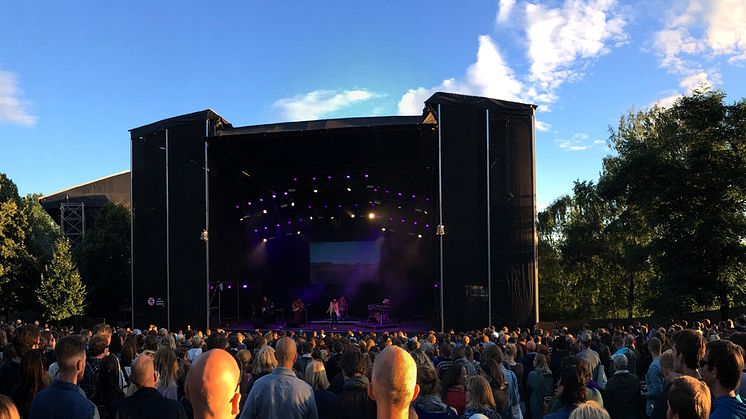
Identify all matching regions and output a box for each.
[1,0,745,209]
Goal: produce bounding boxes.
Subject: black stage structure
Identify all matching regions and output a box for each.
[130,92,538,332]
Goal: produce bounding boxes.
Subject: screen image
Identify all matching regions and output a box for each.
[310,241,381,284]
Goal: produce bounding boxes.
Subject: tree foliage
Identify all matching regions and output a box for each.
[539,89,746,320]
[38,237,86,321]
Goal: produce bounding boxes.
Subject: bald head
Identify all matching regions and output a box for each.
[131,354,157,388]
[186,349,241,419]
[275,337,297,368]
[370,345,419,413]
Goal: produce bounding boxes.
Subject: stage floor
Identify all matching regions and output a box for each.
[221,318,435,334]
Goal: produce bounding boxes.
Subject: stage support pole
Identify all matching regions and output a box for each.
[205,121,211,330]
[531,108,539,324]
[486,109,492,328]
[130,136,135,328]
[166,129,171,331]
[437,104,445,333]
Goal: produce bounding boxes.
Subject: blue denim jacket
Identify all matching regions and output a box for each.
[239,367,318,419]
[28,379,100,419]
[645,358,664,416]
[502,364,524,419]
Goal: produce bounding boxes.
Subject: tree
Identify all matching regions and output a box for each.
[73,203,130,321]
[37,237,86,321]
[0,173,20,204]
[599,89,746,318]
[0,199,32,313]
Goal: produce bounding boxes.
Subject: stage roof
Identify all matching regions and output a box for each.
[39,170,131,211]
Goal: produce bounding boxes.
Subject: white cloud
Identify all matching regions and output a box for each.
[398,0,628,115]
[555,132,605,151]
[525,0,628,93]
[497,0,517,23]
[273,89,375,121]
[0,70,37,126]
[652,0,746,99]
[535,120,551,132]
[398,36,523,115]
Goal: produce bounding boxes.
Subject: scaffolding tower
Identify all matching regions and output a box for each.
[60,202,85,244]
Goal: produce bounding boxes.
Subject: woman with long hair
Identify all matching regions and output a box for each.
[92,355,125,419]
[441,364,468,415]
[247,345,277,395]
[480,359,509,414]
[526,354,553,419]
[463,375,501,419]
[305,360,336,419]
[154,347,178,401]
[10,349,48,417]
[545,366,587,419]
[0,394,20,419]
[412,365,457,417]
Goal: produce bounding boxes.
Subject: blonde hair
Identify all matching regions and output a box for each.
[660,349,676,372]
[305,360,330,390]
[154,347,177,389]
[465,375,496,411]
[251,345,277,375]
[569,401,611,419]
[505,343,517,360]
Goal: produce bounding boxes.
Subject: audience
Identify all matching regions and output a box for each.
[666,376,710,419]
[369,345,419,419]
[5,314,746,419]
[700,340,746,419]
[0,394,20,419]
[185,349,241,419]
[240,336,318,419]
[111,353,186,419]
[28,334,99,419]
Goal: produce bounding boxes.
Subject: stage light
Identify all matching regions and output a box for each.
[293,177,298,181]
[248,202,252,206]
[364,174,369,178]
[346,175,351,179]
[297,231,301,235]
[272,194,277,199]
[287,221,292,224]
[417,234,423,238]
[235,205,239,209]
[254,229,258,233]
[347,187,352,192]
[413,221,418,225]
[262,209,267,214]
[412,194,416,198]
[327,175,332,180]
[330,216,335,220]
[397,192,403,196]
[368,212,376,219]
[313,189,318,193]
[262,238,267,243]
[291,202,295,206]
[263,226,268,230]
[242,284,248,289]
[276,223,280,227]
[381,227,386,232]
[401,219,405,223]
[283,191,288,195]
[227,284,232,289]
[259,198,264,202]
[309,216,313,220]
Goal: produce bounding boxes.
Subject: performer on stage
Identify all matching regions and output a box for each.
[327,298,340,329]
[292,297,305,325]
[260,296,273,324]
[338,295,348,320]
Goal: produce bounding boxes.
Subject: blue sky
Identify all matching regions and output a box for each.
[1,0,745,209]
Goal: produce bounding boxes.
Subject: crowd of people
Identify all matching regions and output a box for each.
[1,316,746,419]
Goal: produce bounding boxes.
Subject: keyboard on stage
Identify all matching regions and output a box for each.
[367,304,391,325]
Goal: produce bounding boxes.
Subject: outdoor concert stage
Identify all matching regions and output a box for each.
[130,92,539,332]
[224,318,434,335]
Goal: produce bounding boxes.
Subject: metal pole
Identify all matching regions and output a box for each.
[205,121,211,330]
[437,104,445,333]
[486,109,492,328]
[166,129,171,331]
[531,108,540,323]
[130,137,135,328]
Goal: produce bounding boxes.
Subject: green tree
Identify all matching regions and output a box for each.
[600,89,746,318]
[73,203,130,321]
[0,199,32,313]
[38,237,86,321]
[0,173,20,204]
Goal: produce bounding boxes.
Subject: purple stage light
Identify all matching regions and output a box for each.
[276,223,280,227]
[323,204,328,208]
[284,192,288,196]
[287,221,292,225]
[397,192,402,196]
[327,175,332,180]
[235,205,239,209]
[364,174,369,178]
[389,217,393,221]
[412,194,416,198]
[264,226,268,230]
[272,194,277,199]
[248,202,252,206]
[312,176,317,181]
[210,285,214,290]
[308,205,312,209]
[413,221,418,225]
[259,198,264,202]
[337,204,342,208]
[242,284,248,289]
[426,224,430,228]
[254,229,258,233]
[293,177,298,181]
[401,219,405,223]
[227,284,232,289]
[373,188,379,192]
[425,198,431,201]
[385,190,390,194]
[346,175,351,179]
